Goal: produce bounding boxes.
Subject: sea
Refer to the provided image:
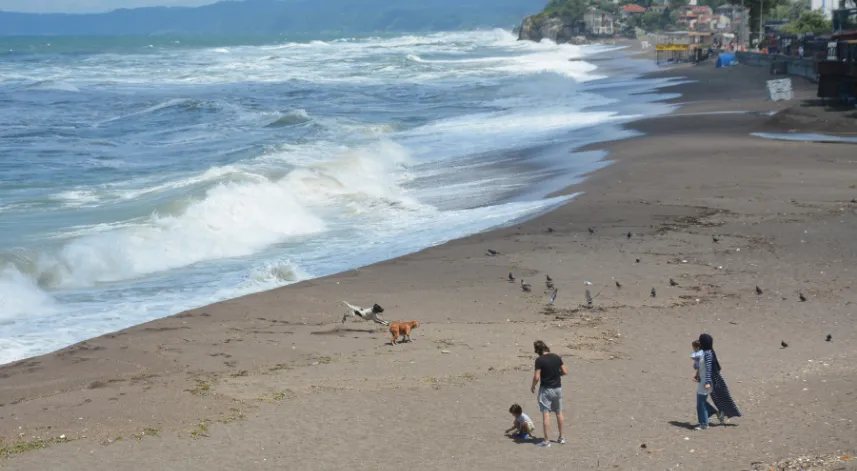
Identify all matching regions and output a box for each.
[0,30,681,365]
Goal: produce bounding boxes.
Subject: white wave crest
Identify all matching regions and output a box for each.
[0,265,56,322]
[22,140,416,289]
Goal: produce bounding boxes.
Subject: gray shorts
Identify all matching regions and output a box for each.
[538,387,562,413]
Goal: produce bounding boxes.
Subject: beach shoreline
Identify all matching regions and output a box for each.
[2,59,856,470]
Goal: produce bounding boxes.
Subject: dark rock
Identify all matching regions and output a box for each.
[517,15,588,45]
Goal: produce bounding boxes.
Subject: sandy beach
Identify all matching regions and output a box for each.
[2,59,857,470]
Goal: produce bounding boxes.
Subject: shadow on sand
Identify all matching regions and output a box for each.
[668,420,738,430]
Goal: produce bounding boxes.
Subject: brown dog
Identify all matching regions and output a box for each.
[389,321,419,345]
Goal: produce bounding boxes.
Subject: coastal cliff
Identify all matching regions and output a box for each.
[516,0,589,44]
[518,15,573,42]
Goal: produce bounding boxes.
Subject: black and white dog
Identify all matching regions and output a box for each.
[341,301,389,326]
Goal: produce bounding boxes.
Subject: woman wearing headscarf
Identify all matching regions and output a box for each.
[698,333,742,429]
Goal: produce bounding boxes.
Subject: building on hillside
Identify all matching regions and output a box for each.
[650,5,668,14]
[714,4,750,43]
[621,3,647,18]
[810,0,835,19]
[584,8,615,35]
[677,10,698,28]
[695,14,731,32]
[690,5,713,16]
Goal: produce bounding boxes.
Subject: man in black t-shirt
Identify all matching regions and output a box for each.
[530,340,568,447]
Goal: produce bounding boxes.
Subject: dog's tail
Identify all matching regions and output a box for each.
[376,318,391,326]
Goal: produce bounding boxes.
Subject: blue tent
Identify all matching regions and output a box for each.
[716,53,737,68]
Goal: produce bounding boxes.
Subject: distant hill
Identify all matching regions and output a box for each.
[0,0,548,36]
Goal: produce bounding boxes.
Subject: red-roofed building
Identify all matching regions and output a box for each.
[621,3,646,17]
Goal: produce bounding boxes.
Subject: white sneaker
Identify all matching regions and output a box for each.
[558,436,567,444]
[536,440,551,447]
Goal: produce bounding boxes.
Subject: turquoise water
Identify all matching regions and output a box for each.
[0,31,676,364]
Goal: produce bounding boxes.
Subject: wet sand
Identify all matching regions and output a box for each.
[2,62,856,470]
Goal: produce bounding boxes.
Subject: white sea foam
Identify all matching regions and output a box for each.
[0,265,56,322]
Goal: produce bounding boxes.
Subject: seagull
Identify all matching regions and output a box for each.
[615,280,622,289]
[627,231,632,239]
[486,249,498,256]
[521,279,531,292]
[588,227,595,234]
[508,272,515,282]
[826,334,832,342]
[546,275,553,282]
[635,258,641,263]
[712,236,720,243]
[756,286,763,295]
[781,341,789,348]
[799,292,807,302]
[669,278,679,287]
[651,287,657,298]
[585,289,593,307]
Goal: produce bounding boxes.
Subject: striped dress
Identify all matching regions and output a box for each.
[702,350,743,418]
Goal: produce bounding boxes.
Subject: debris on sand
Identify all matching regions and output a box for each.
[750,454,852,471]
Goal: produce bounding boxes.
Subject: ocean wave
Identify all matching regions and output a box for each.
[244,259,307,288]
[0,265,56,322]
[13,140,416,289]
[266,109,312,127]
[25,79,81,93]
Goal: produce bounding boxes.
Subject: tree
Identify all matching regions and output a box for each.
[641,10,662,30]
[541,0,590,23]
[783,9,833,33]
[788,0,810,21]
[728,0,789,42]
[670,0,690,11]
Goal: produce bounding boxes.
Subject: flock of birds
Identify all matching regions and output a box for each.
[487,227,833,345]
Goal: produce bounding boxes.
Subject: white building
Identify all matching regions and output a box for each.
[811,0,836,19]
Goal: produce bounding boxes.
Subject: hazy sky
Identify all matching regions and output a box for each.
[0,0,219,13]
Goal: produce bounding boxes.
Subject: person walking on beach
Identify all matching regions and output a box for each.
[531,340,567,447]
[695,336,721,430]
[699,333,742,425]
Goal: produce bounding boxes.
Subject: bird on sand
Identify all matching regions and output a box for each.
[521,279,531,292]
[781,341,789,348]
[508,272,515,282]
[799,292,807,302]
[546,275,552,282]
[486,249,498,256]
[588,227,595,234]
[651,287,657,298]
[669,278,679,287]
[627,231,632,239]
[615,280,622,289]
[585,289,593,307]
[826,334,832,342]
[712,236,720,243]
[756,286,763,295]
[635,258,641,263]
